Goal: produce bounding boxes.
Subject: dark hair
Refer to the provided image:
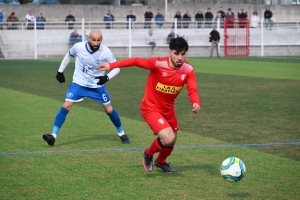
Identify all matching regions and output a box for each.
[169,35,189,52]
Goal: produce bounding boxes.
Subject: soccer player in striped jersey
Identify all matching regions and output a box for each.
[98,36,201,173]
[43,30,130,146]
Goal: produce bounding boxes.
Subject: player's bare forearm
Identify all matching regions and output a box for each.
[98,62,110,70]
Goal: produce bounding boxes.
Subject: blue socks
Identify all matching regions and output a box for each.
[52,107,69,136]
[108,109,124,134]
[51,107,123,137]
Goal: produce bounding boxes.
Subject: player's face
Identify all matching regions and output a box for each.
[88,35,102,51]
[169,50,186,68]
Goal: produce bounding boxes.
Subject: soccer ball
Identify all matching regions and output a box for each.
[220,157,246,182]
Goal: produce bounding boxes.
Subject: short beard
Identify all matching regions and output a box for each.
[170,57,181,68]
[88,42,100,52]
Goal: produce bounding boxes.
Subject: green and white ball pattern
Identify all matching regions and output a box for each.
[220,157,246,182]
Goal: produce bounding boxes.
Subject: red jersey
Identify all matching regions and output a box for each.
[110,57,201,113]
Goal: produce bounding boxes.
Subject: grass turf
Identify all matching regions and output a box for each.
[0,57,299,199]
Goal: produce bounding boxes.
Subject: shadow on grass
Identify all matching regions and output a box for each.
[227,192,251,198]
[176,164,218,175]
[53,134,123,147]
[128,164,218,178]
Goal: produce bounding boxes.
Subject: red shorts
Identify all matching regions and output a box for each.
[141,109,179,134]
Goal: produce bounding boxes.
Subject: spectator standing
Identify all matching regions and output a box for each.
[144,7,153,29]
[103,9,115,29]
[205,8,213,28]
[126,10,136,29]
[173,11,182,29]
[225,8,235,28]
[251,11,259,28]
[69,29,81,48]
[264,8,274,30]
[214,13,224,28]
[36,13,46,30]
[65,10,76,30]
[195,10,204,29]
[25,11,36,30]
[166,29,175,44]
[217,6,226,18]
[182,10,191,29]
[0,9,4,30]
[237,6,248,28]
[83,30,88,41]
[209,26,220,57]
[147,29,157,54]
[7,12,19,30]
[155,9,164,29]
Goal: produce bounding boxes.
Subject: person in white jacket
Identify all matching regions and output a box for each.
[25,11,36,30]
[251,11,259,28]
[147,29,157,54]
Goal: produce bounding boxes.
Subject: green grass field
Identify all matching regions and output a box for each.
[0,57,300,199]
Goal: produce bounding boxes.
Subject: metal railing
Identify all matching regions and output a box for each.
[1,19,299,30]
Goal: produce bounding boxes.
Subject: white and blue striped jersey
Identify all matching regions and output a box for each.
[69,42,116,88]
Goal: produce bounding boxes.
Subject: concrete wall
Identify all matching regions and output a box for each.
[0,3,299,22]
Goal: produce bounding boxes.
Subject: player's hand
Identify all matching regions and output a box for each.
[192,103,200,114]
[56,71,65,83]
[98,62,110,71]
[96,75,109,85]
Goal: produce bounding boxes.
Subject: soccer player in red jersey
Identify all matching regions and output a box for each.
[99,36,201,173]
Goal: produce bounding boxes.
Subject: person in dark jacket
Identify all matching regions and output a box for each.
[237,6,248,28]
[182,10,191,28]
[225,8,235,28]
[103,9,115,29]
[65,10,76,30]
[195,10,204,28]
[144,7,153,29]
[173,11,182,29]
[68,29,81,48]
[217,6,226,18]
[205,8,214,28]
[209,26,220,57]
[264,8,274,30]
[36,13,46,30]
[126,10,136,29]
[154,9,165,28]
[0,9,3,30]
[7,12,19,30]
[167,29,175,44]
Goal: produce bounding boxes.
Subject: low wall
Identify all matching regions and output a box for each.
[0,27,299,59]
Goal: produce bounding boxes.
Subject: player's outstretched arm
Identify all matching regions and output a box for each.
[192,103,201,114]
[56,52,71,83]
[98,62,111,71]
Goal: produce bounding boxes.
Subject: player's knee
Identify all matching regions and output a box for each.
[105,107,113,114]
[162,134,176,147]
[63,101,73,110]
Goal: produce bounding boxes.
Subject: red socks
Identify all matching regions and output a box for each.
[157,147,174,164]
[145,137,163,156]
[145,137,174,164]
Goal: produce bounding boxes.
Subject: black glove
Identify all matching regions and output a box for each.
[56,71,65,83]
[96,75,109,85]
